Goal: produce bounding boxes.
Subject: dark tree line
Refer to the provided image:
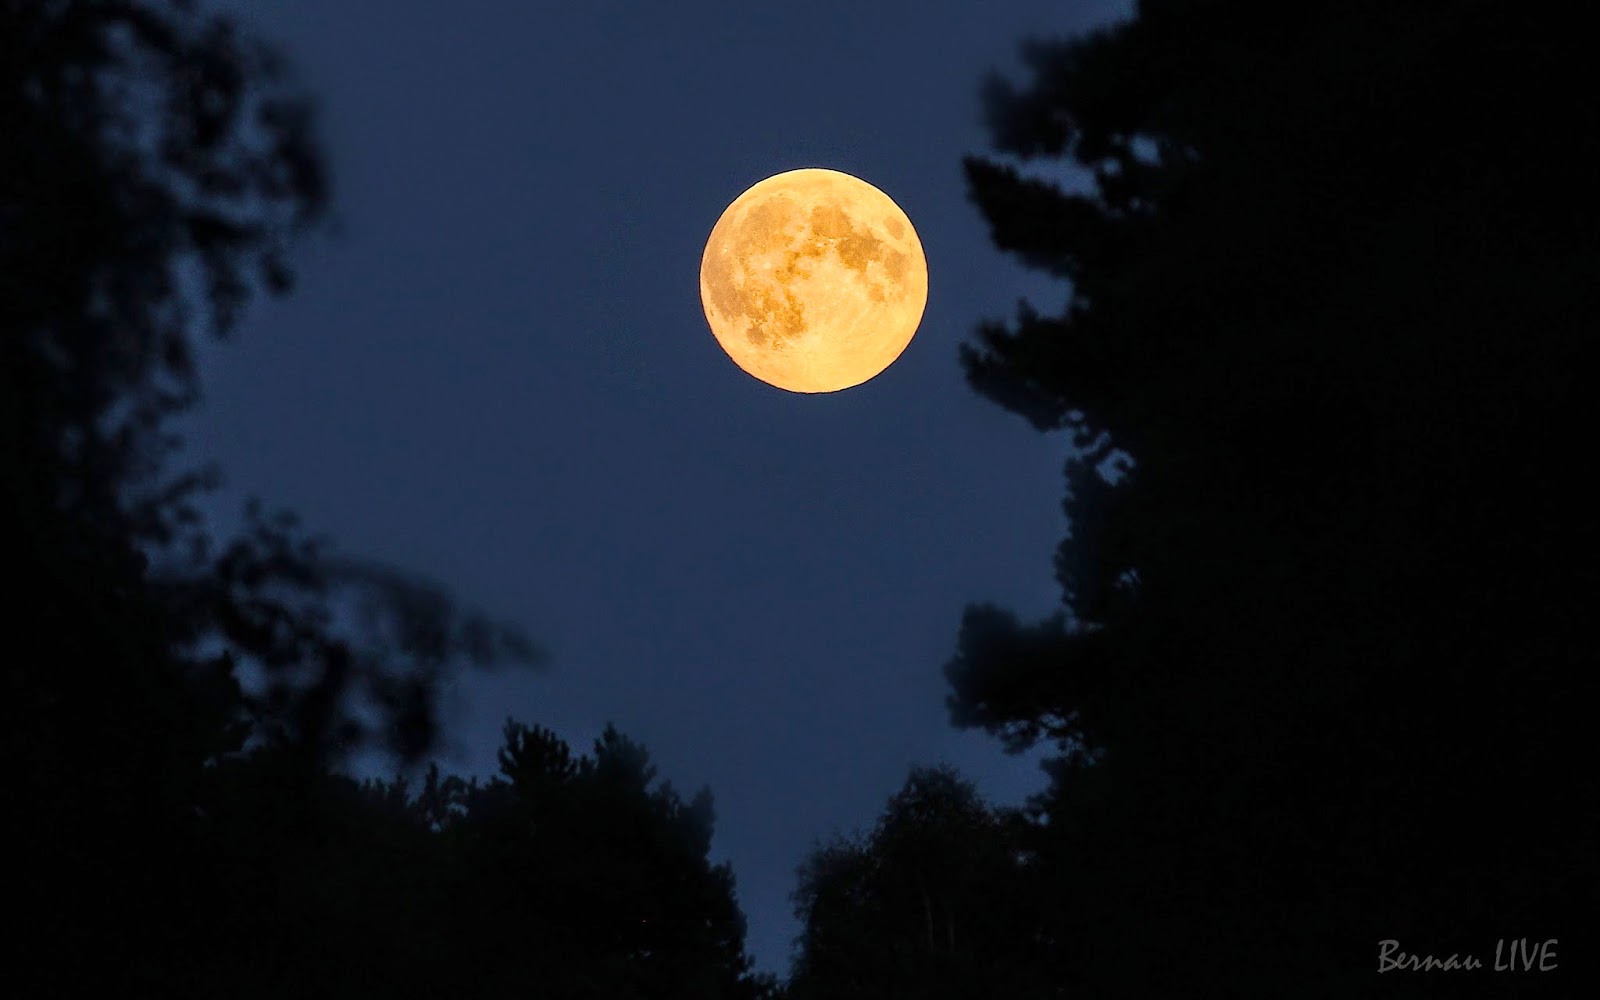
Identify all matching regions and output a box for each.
[4,2,769,996]
[10,0,1595,997]
[927,0,1592,996]
[787,766,1052,1000]
[793,0,1593,996]
[183,722,771,998]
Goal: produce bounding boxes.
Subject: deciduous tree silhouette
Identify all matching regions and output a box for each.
[947,0,1596,995]
[2,1,539,992]
[787,766,1050,1000]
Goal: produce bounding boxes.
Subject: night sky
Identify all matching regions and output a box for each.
[186,0,1130,973]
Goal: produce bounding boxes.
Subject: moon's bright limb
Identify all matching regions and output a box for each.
[699,168,928,393]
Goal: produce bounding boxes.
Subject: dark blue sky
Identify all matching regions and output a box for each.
[189,0,1129,974]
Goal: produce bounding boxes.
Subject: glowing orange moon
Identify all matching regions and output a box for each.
[699,168,928,393]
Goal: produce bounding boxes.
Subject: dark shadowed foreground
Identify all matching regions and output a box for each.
[3,2,764,996]
[923,0,1594,996]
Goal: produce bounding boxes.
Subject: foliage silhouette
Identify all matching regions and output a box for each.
[787,765,1051,1000]
[2,0,542,771]
[182,721,774,999]
[946,0,1596,995]
[0,1,677,994]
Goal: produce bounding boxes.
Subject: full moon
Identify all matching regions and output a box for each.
[699,168,928,393]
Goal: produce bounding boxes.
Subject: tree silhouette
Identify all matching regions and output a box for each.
[180,721,774,999]
[948,0,1595,995]
[2,0,541,769]
[449,721,775,998]
[2,1,541,992]
[787,765,1050,1000]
